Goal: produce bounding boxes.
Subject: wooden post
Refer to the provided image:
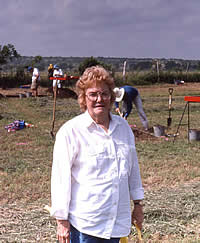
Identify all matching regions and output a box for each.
[156,60,160,82]
[122,60,127,82]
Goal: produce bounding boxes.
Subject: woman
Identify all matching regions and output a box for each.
[51,66,144,243]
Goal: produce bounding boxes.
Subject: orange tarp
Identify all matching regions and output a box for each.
[184,96,200,102]
[50,76,79,80]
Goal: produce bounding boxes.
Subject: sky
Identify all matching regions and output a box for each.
[1,0,200,60]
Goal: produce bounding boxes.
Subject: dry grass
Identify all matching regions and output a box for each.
[0,83,200,242]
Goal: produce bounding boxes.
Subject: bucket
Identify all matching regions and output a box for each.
[189,129,200,141]
[25,92,32,98]
[153,125,165,137]
[19,93,25,99]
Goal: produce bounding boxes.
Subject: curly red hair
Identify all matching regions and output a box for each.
[76,66,116,111]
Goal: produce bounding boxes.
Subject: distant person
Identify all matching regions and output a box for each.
[114,85,149,130]
[174,80,184,85]
[48,64,54,80]
[53,64,63,95]
[27,66,40,97]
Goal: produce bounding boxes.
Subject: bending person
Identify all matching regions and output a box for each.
[51,66,144,243]
[114,85,149,130]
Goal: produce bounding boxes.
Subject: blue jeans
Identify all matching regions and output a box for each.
[70,225,120,243]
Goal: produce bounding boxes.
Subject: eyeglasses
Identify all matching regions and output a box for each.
[86,91,111,102]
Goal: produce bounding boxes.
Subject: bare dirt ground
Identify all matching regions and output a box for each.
[1,81,199,98]
[0,86,77,99]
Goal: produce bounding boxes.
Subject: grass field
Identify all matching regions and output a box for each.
[0,83,200,242]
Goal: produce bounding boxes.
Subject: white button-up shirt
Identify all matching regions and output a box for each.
[32,68,40,82]
[51,111,144,239]
[53,68,63,87]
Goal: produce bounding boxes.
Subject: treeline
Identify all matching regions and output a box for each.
[1,55,200,89]
[115,71,200,86]
[1,68,200,89]
[2,55,200,73]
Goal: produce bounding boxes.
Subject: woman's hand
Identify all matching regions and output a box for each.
[131,204,144,230]
[56,219,70,243]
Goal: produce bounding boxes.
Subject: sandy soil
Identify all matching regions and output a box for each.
[0,86,77,99]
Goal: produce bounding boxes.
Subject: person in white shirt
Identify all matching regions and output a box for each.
[51,66,144,243]
[53,64,64,95]
[27,66,40,97]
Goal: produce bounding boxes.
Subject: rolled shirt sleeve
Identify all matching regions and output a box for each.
[128,148,144,200]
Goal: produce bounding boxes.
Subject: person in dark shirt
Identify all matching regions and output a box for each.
[114,85,149,130]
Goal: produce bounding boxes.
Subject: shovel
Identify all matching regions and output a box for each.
[167,88,173,127]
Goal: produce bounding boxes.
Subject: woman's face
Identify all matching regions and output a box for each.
[85,82,111,120]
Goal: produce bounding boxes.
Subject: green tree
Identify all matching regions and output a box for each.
[78,56,112,75]
[32,55,43,66]
[0,43,20,65]
[78,56,100,75]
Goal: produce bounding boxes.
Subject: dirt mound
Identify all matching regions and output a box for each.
[46,87,78,99]
[131,127,157,141]
[0,93,5,98]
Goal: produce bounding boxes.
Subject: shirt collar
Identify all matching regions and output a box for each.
[83,110,121,129]
[83,110,96,128]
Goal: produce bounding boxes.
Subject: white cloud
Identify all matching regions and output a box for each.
[1,0,200,58]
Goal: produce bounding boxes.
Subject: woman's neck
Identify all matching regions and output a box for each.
[93,114,110,132]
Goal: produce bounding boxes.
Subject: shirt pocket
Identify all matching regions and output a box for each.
[86,144,113,178]
[87,145,106,156]
[116,143,134,177]
[83,145,106,176]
